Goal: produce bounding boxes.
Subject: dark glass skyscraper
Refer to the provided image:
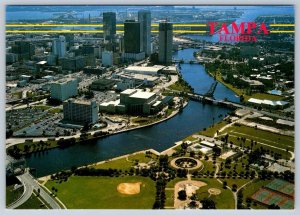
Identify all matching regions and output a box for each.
[103,12,116,41]
[158,22,173,65]
[124,20,142,53]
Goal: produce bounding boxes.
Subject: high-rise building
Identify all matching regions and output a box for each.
[63,99,98,124]
[11,41,35,61]
[102,51,113,67]
[103,12,116,41]
[53,35,66,58]
[158,22,173,65]
[123,20,145,61]
[138,10,151,56]
[124,20,142,53]
[50,78,78,101]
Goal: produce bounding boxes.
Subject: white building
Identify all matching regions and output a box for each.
[99,88,164,115]
[102,51,113,67]
[138,10,151,56]
[50,78,78,101]
[123,65,164,76]
[63,99,98,124]
[53,35,66,58]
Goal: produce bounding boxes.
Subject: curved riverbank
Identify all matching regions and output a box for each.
[6,101,189,155]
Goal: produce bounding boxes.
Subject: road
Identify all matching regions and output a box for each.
[7,173,33,209]
[8,169,62,209]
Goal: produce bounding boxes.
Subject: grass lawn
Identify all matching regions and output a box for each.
[182,135,198,142]
[168,81,192,93]
[165,189,175,207]
[48,108,63,114]
[220,125,294,158]
[198,120,228,137]
[93,153,156,170]
[8,140,58,155]
[213,72,284,101]
[16,194,47,209]
[220,159,248,175]
[200,160,216,174]
[6,185,24,206]
[194,178,235,209]
[221,178,251,190]
[166,178,186,188]
[131,117,155,125]
[45,176,156,209]
[246,93,284,101]
[33,105,51,111]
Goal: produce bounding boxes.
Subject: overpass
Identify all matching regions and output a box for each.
[6,156,63,209]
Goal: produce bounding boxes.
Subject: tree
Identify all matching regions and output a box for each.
[232,184,238,192]
[212,145,221,156]
[178,190,187,200]
[189,200,198,209]
[268,204,280,209]
[201,198,216,209]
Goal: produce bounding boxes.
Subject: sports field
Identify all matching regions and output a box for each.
[265,179,294,197]
[219,125,294,159]
[45,176,156,209]
[251,179,294,209]
[251,188,294,209]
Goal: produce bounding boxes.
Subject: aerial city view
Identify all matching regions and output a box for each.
[5,5,294,210]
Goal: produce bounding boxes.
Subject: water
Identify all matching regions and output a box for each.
[173,48,240,102]
[24,48,237,177]
[27,101,230,177]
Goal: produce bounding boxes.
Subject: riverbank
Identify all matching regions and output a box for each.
[205,69,284,101]
[6,101,189,156]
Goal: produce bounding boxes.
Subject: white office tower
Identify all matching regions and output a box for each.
[53,35,66,58]
[138,10,151,56]
[158,22,173,65]
[102,51,113,67]
[63,99,98,124]
[50,78,78,101]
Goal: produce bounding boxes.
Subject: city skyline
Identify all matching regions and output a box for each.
[5,5,295,211]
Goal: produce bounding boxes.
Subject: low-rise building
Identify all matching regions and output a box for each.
[90,79,116,91]
[123,65,163,76]
[99,88,167,115]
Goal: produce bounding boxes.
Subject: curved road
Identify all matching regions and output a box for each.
[7,174,33,209]
[8,169,61,209]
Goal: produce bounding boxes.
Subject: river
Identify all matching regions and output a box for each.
[24,48,238,177]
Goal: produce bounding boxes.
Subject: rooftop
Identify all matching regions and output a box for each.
[121,89,137,95]
[129,91,156,99]
[124,66,162,73]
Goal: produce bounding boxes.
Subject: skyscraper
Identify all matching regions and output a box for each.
[124,20,142,53]
[123,20,145,61]
[53,35,66,58]
[158,22,173,65]
[103,12,116,41]
[138,10,151,56]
